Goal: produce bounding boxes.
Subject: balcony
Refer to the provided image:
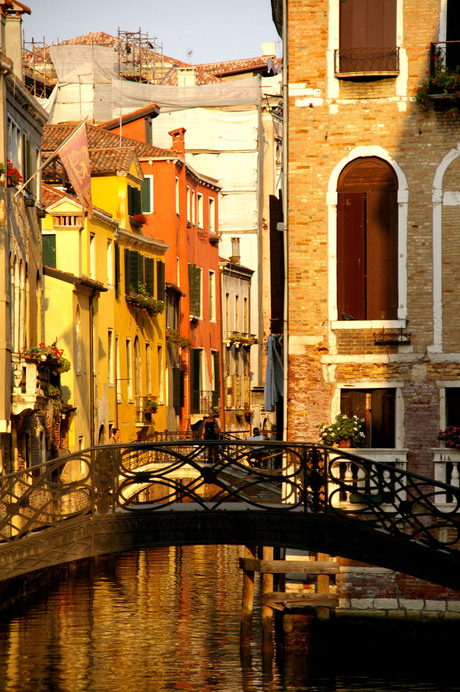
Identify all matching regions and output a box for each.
[426,42,460,104]
[334,47,399,78]
[433,448,460,506]
[11,356,51,416]
[191,389,218,416]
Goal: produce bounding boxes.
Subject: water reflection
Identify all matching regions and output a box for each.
[0,545,459,691]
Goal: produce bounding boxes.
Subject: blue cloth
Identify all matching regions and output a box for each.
[264,335,284,411]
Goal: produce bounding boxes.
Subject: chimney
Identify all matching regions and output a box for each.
[169,127,186,157]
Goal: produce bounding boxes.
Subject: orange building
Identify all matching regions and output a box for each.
[103,114,222,432]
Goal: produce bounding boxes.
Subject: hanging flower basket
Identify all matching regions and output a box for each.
[166,328,191,349]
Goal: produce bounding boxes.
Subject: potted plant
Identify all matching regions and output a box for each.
[126,284,165,316]
[22,343,71,375]
[415,62,460,115]
[319,413,366,448]
[7,160,22,187]
[209,234,221,245]
[437,426,460,449]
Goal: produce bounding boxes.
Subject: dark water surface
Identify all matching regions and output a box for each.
[0,545,459,691]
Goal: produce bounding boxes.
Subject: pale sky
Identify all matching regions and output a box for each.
[23,0,281,64]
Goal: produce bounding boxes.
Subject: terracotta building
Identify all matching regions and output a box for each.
[273,0,460,615]
[102,114,222,432]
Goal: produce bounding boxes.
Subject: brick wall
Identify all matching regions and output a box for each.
[286,0,460,607]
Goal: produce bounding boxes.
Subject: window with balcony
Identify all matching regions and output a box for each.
[336,0,398,77]
[337,157,398,321]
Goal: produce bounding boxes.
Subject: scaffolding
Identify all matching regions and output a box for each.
[23,38,56,98]
[117,28,165,84]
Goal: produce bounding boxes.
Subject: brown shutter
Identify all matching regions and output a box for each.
[366,190,398,320]
[339,0,397,72]
[337,192,366,320]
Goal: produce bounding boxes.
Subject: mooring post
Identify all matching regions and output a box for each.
[240,544,256,650]
[316,552,331,621]
[261,545,274,651]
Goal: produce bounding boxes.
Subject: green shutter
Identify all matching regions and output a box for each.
[145,257,154,296]
[157,260,165,302]
[128,250,140,291]
[42,234,56,268]
[141,177,151,213]
[188,264,201,317]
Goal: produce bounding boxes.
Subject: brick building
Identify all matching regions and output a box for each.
[273,0,460,615]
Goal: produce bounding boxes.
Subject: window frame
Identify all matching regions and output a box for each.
[328,147,408,329]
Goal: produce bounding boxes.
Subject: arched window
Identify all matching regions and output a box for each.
[337,156,398,321]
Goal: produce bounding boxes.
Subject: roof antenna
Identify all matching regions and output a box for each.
[186,49,193,64]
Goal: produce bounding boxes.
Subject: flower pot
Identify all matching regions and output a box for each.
[337,439,351,448]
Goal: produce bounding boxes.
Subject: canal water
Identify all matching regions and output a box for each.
[0,544,460,692]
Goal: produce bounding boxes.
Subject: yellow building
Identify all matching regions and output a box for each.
[42,124,168,448]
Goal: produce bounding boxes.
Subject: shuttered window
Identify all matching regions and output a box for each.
[144,257,154,296]
[337,157,398,321]
[42,234,56,268]
[341,388,396,448]
[173,366,184,412]
[157,260,166,302]
[190,348,201,413]
[212,351,220,408]
[188,264,202,318]
[128,185,142,216]
[339,0,397,73]
[124,249,145,293]
[115,243,121,297]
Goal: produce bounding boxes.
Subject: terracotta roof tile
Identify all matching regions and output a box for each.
[43,123,176,173]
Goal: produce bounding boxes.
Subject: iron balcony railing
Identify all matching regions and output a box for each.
[334,47,399,76]
[429,41,460,96]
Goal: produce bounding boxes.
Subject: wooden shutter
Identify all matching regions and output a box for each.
[141,177,151,213]
[157,260,166,302]
[115,243,120,297]
[366,190,398,319]
[145,257,154,296]
[42,234,56,268]
[124,248,130,293]
[212,351,220,407]
[339,0,397,72]
[189,264,200,317]
[190,349,201,413]
[337,192,366,320]
[173,366,181,411]
[337,157,398,321]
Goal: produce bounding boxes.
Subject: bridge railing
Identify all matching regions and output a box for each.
[1,441,460,559]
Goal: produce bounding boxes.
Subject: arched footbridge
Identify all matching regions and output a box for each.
[1,440,460,589]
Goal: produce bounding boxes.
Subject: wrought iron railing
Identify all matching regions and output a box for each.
[335,47,399,75]
[429,41,460,96]
[1,442,460,559]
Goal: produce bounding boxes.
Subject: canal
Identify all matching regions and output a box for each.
[0,544,460,691]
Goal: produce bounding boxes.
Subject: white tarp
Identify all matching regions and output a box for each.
[111,76,261,113]
[187,152,258,190]
[50,45,118,84]
[150,108,259,152]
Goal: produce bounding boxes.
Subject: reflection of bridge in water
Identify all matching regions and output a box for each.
[1,440,460,589]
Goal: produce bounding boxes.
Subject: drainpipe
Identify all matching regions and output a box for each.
[281,0,289,442]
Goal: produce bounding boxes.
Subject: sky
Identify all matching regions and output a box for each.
[22,0,281,65]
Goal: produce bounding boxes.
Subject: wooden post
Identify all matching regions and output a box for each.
[316,552,331,621]
[240,545,256,650]
[261,546,274,652]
